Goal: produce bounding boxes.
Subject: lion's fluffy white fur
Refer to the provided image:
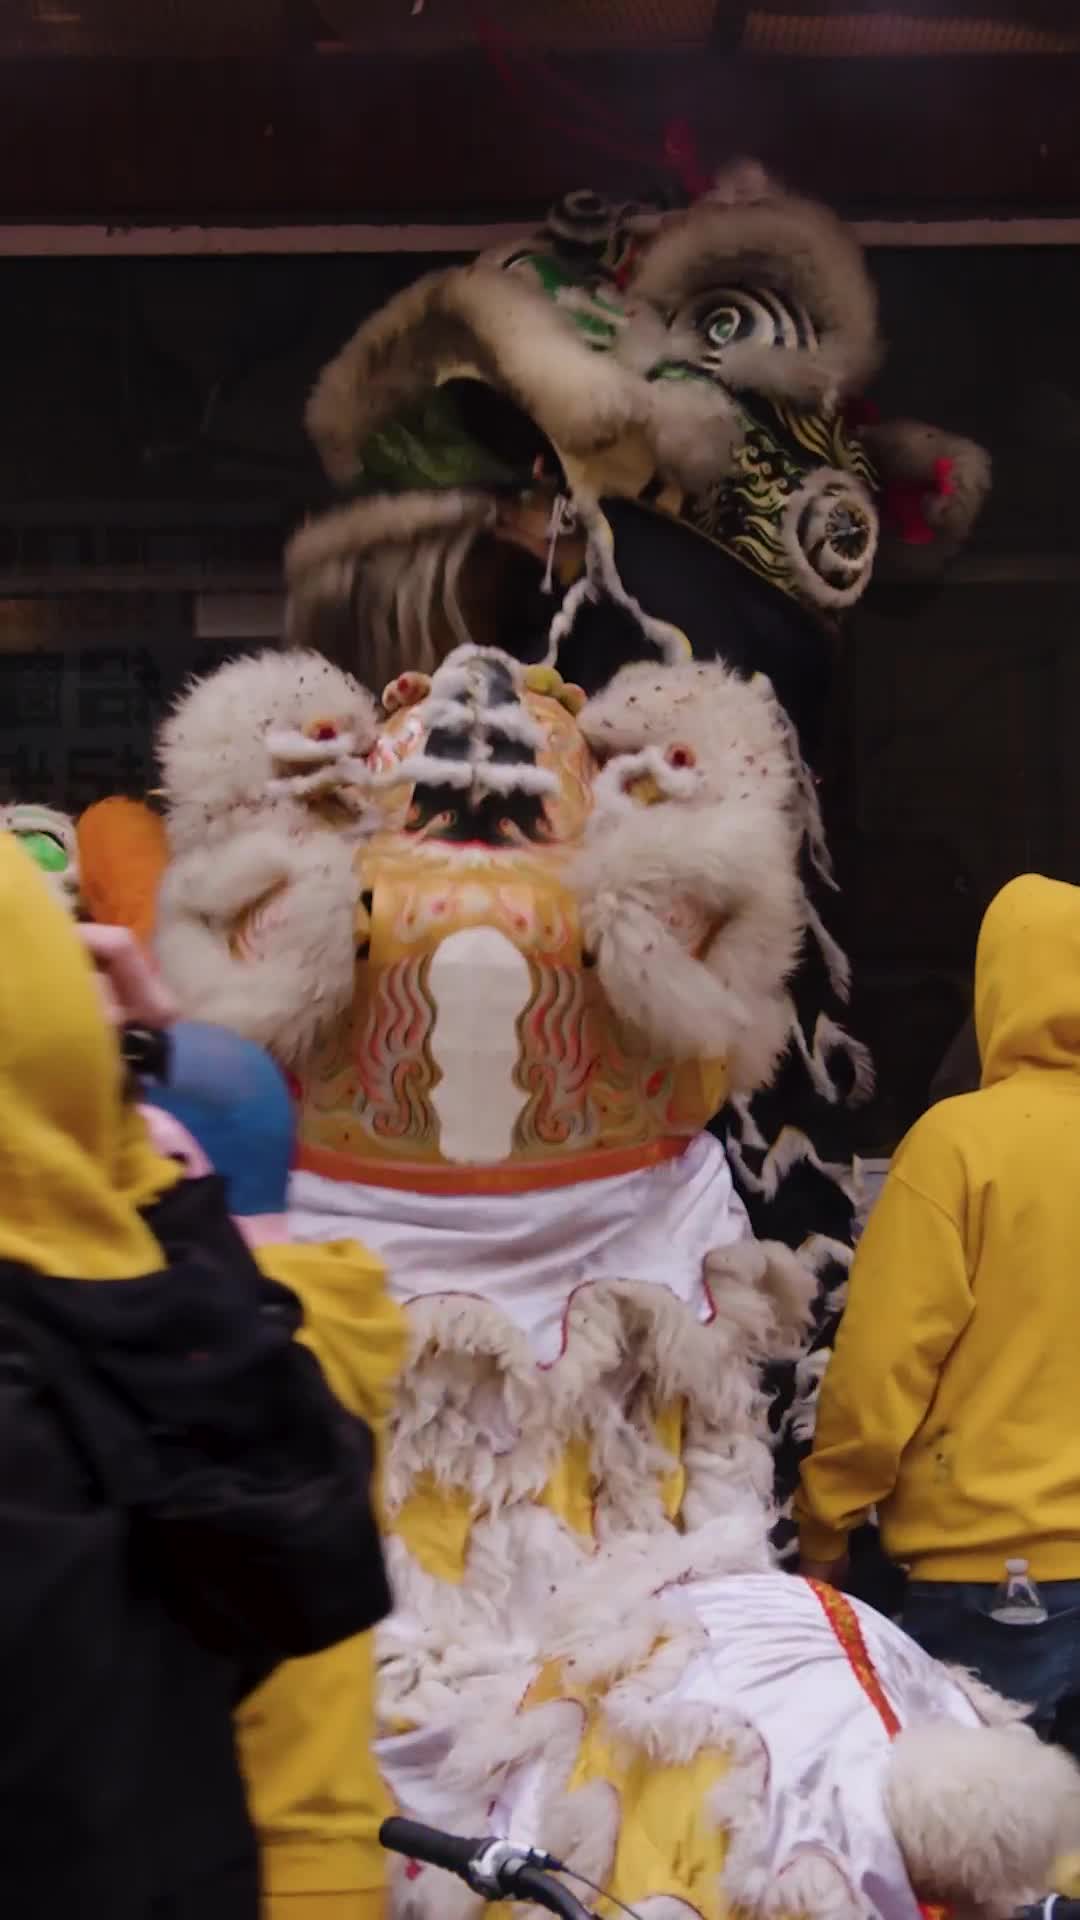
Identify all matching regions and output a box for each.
[154,649,370,1058]
[886,1719,1080,1917]
[158,647,377,855]
[155,827,358,1065]
[573,660,803,1092]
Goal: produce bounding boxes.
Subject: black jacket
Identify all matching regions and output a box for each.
[0,1176,392,1920]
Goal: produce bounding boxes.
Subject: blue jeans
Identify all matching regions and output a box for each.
[903,1579,1080,1760]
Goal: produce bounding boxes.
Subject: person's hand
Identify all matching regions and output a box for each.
[234,1213,292,1249]
[139,1104,213,1178]
[798,1555,850,1589]
[79,923,178,1029]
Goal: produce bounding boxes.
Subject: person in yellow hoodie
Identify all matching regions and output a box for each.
[0,834,400,1920]
[798,873,1080,1755]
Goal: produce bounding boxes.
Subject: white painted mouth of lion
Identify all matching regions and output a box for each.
[428,927,532,1165]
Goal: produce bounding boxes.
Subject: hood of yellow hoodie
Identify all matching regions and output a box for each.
[977,873,1080,1090]
[0,834,178,1279]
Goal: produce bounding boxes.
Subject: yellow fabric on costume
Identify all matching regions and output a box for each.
[538,1433,595,1539]
[265,1896,385,1920]
[236,1242,406,1906]
[577,1724,730,1920]
[0,833,179,1280]
[655,1398,686,1521]
[395,1473,473,1582]
[392,1401,687,1586]
[519,1657,731,1920]
[799,874,1080,1580]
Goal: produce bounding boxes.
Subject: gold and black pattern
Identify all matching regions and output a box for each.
[681,395,880,619]
[772,397,877,491]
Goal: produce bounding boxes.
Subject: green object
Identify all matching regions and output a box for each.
[19,830,68,873]
[350,254,634,501]
[354,389,521,497]
[519,251,625,345]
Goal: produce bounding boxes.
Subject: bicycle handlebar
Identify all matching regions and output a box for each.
[379,1816,594,1920]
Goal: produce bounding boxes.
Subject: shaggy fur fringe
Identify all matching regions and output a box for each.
[632,167,882,402]
[155,828,358,1065]
[943,1662,1032,1729]
[285,488,496,579]
[386,1254,814,1522]
[384,1292,559,1518]
[886,1719,1080,1917]
[573,660,803,1091]
[859,418,992,564]
[306,262,648,485]
[284,491,496,685]
[155,648,374,1064]
[158,647,377,855]
[645,372,744,493]
[378,1239,814,1748]
[374,1241,1043,1920]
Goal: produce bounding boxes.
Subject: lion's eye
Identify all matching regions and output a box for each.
[684,285,818,356]
[705,308,739,347]
[17,829,69,874]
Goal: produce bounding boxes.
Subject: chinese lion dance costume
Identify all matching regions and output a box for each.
[276,157,994,1547]
[79,166,1080,1919]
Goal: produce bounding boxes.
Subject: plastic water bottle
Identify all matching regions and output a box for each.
[989,1557,1048,1625]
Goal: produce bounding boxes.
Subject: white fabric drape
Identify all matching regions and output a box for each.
[291,1132,748,1362]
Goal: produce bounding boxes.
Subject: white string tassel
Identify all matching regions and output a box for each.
[577,504,690,666]
[541,493,575,596]
[544,574,595,667]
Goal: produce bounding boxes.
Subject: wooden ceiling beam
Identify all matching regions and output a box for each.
[708,3,752,49]
[750,1,1074,17]
[0,49,1075,221]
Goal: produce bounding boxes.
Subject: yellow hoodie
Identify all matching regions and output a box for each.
[235,1241,405,1920]
[798,873,1080,1582]
[0,832,181,1278]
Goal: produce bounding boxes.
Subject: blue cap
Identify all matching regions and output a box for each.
[147,1021,294,1217]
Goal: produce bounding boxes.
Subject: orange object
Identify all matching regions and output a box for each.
[804,1580,901,1738]
[805,1581,953,1920]
[76,796,169,944]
